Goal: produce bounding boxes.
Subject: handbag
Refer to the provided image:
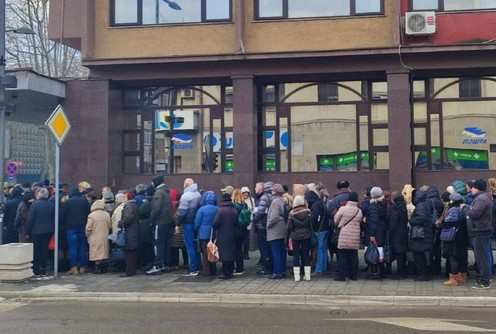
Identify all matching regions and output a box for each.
[440,227,457,241]
[329,209,360,249]
[207,229,219,263]
[115,228,127,247]
[364,243,380,265]
[410,225,425,239]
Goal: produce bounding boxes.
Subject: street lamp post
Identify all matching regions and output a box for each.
[0,0,35,244]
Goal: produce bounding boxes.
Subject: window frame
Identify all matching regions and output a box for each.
[409,0,496,12]
[254,0,384,20]
[110,0,232,27]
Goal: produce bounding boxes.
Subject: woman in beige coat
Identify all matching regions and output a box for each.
[86,200,111,274]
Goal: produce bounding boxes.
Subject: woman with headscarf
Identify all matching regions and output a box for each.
[117,188,140,277]
[212,193,238,279]
[85,199,111,274]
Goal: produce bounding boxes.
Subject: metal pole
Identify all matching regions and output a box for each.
[53,143,59,277]
[169,110,174,174]
[0,0,6,244]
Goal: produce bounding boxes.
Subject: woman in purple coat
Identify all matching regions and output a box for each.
[212,193,238,279]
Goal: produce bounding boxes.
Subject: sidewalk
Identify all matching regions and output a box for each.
[1,252,496,308]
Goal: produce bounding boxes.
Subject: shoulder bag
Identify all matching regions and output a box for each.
[116,227,127,247]
[329,209,359,249]
[207,228,220,263]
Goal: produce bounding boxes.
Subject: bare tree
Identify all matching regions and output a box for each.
[5,0,88,78]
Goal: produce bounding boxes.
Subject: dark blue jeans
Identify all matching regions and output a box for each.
[256,228,272,271]
[66,228,88,268]
[270,238,286,276]
[183,223,199,273]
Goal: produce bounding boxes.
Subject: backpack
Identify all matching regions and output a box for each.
[238,203,252,227]
[283,202,292,222]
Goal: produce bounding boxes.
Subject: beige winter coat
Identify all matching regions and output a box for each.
[86,200,111,261]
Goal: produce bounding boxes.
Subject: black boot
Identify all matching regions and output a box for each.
[93,261,102,275]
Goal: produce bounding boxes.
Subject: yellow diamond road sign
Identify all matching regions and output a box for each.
[45,104,71,145]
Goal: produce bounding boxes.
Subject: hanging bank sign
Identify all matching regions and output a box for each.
[462,127,487,145]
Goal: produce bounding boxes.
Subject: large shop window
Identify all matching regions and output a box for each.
[121,85,232,175]
[111,0,231,26]
[410,0,496,11]
[413,77,496,170]
[256,0,383,19]
[258,81,389,172]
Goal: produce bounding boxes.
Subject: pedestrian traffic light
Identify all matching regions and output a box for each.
[213,154,219,171]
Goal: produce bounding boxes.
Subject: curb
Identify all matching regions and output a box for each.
[1,291,495,308]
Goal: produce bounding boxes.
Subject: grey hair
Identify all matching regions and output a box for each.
[135,184,147,194]
[38,187,49,199]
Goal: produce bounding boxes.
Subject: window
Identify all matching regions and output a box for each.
[317,84,338,102]
[459,79,481,98]
[111,0,232,26]
[410,0,496,11]
[256,0,383,19]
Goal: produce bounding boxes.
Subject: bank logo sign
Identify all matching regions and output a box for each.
[462,127,487,145]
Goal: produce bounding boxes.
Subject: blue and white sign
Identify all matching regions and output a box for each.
[155,110,196,130]
[462,127,487,145]
[203,132,233,153]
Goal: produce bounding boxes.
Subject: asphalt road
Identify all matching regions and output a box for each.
[1,301,496,333]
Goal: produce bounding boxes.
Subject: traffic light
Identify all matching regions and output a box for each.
[213,154,219,171]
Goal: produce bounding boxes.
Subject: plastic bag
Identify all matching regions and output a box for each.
[364,243,380,265]
[207,240,219,263]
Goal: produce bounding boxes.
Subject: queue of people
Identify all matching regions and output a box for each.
[1,176,494,290]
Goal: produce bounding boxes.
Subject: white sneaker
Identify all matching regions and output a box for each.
[182,271,198,277]
[233,270,244,276]
[145,266,162,275]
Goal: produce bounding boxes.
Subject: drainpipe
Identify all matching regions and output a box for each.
[234,0,245,54]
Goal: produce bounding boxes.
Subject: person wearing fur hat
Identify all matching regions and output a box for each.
[461,179,493,289]
[266,183,288,279]
[441,192,469,286]
[287,195,312,282]
[117,189,140,277]
[364,186,388,278]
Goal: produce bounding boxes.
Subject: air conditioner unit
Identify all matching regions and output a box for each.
[182,88,194,99]
[405,11,436,36]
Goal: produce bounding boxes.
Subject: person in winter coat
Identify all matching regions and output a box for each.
[241,186,255,260]
[3,185,23,243]
[111,193,126,235]
[146,175,174,275]
[363,186,388,278]
[388,191,409,279]
[232,188,248,274]
[287,195,312,282]
[175,178,201,276]
[212,193,238,279]
[253,181,274,275]
[306,183,328,276]
[441,192,468,286]
[334,192,363,281]
[408,185,444,281]
[117,189,140,277]
[16,190,34,243]
[85,200,111,274]
[194,191,218,276]
[26,188,55,279]
[138,186,154,269]
[461,179,494,289]
[266,183,288,279]
[402,184,416,220]
[60,187,91,275]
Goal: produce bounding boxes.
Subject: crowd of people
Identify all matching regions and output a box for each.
[1,176,495,290]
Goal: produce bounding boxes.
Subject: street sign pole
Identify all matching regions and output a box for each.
[45,104,71,278]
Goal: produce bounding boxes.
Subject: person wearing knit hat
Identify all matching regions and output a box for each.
[461,182,492,289]
[271,183,285,194]
[287,194,312,282]
[451,180,467,196]
[241,186,255,260]
[152,175,164,188]
[146,173,174,276]
[370,186,383,199]
[441,191,469,287]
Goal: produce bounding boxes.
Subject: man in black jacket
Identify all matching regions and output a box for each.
[146,174,173,275]
[3,185,23,244]
[462,179,493,289]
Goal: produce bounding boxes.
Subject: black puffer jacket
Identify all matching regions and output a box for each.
[409,186,444,253]
[388,199,409,253]
[306,191,328,232]
[364,196,388,246]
